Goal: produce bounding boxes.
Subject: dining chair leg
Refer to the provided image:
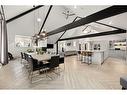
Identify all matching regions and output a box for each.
[44,69,47,78]
[63,63,66,70]
[52,67,60,76]
[21,59,25,64]
[28,70,31,79]
[21,59,22,64]
[45,69,53,80]
[29,72,33,83]
[57,67,62,74]
[58,67,61,76]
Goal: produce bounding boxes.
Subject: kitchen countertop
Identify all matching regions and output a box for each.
[79,50,104,53]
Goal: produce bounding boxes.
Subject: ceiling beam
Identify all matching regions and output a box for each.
[38,5,53,34]
[76,17,125,30]
[59,29,126,41]
[47,5,127,36]
[94,21,125,30]
[55,16,82,44]
[6,5,44,23]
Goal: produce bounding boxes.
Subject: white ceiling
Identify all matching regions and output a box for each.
[63,5,110,17]
[3,5,127,44]
[98,12,127,30]
[61,22,117,39]
[3,5,33,20]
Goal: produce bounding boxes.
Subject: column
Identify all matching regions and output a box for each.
[0,19,8,64]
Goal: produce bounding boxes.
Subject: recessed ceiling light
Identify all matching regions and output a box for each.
[37,18,41,22]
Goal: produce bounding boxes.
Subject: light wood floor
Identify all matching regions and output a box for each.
[0,56,127,89]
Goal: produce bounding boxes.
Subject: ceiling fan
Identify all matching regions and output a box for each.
[62,10,75,19]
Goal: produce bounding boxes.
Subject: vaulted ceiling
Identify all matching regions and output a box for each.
[3,5,127,44]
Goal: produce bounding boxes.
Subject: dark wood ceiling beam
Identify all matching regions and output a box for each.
[38,5,53,34]
[59,29,126,41]
[47,6,127,36]
[55,16,82,44]
[94,21,125,30]
[6,5,44,23]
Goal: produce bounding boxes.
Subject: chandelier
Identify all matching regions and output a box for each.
[32,30,47,41]
[32,6,47,45]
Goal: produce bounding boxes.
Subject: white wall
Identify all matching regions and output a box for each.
[7,11,35,57]
[58,40,78,52]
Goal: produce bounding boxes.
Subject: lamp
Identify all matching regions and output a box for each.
[35,29,47,41]
[32,6,48,46]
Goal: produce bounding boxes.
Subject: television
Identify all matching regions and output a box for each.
[47,44,54,48]
[42,47,47,52]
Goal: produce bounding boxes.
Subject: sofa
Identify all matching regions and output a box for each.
[120,76,127,89]
[64,51,77,56]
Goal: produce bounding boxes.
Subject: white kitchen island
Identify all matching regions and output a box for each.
[91,50,105,65]
[80,50,106,65]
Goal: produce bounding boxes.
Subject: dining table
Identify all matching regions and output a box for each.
[26,52,65,70]
[31,53,51,62]
[26,52,59,62]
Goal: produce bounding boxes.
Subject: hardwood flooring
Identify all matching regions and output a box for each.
[0,56,127,89]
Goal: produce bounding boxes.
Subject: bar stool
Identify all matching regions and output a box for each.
[87,52,92,65]
[77,51,81,61]
[85,51,88,63]
[81,51,85,63]
[81,51,83,61]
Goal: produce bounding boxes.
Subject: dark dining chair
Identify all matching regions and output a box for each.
[28,56,50,83]
[8,52,14,60]
[25,53,29,61]
[48,56,59,69]
[21,53,31,69]
[21,52,25,63]
[46,55,60,77]
[27,56,41,83]
[24,53,27,60]
[59,57,65,70]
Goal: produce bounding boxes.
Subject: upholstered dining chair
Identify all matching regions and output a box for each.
[20,52,25,63]
[27,56,41,83]
[46,55,60,77]
[28,56,51,83]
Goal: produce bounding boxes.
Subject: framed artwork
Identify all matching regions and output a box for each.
[15,35,32,47]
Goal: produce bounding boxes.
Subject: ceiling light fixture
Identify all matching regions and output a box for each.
[37,18,42,22]
[40,29,47,37]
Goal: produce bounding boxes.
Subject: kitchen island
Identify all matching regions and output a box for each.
[91,50,104,65]
[80,50,107,65]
